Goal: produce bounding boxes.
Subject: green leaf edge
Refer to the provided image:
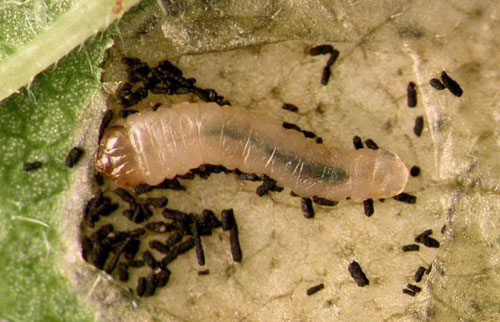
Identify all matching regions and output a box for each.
[0,0,141,102]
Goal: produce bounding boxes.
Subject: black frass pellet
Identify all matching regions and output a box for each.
[124,239,140,260]
[156,59,183,77]
[310,47,339,86]
[321,66,331,86]
[151,86,172,95]
[116,83,135,107]
[122,203,150,223]
[309,44,334,56]
[200,164,228,174]
[414,229,432,239]
[429,78,445,90]
[191,164,229,180]
[195,88,217,102]
[94,172,103,186]
[194,212,220,236]
[440,71,463,97]
[200,209,222,229]
[422,237,440,248]
[127,260,145,268]
[222,209,235,231]
[352,136,364,150]
[306,283,325,296]
[136,277,146,297]
[105,238,131,274]
[235,170,261,181]
[114,187,136,203]
[414,229,436,248]
[126,63,150,84]
[132,84,147,99]
[416,235,440,248]
[198,269,210,276]
[348,261,369,287]
[364,139,379,150]
[162,208,191,222]
[301,198,315,219]
[145,197,168,209]
[142,250,158,269]
[84,191,119,225]
[165,232,183,248]
[407,284,421,293]
[282,122,318,140]
[302,130,316,139]
[410,166,420,177]
[91,223,114,241]
[104,231,130,247]
[326,49,340,67]
[176,171,195,180]
[415,266,426,282]
[23,161,42,171]
[403,289,416,296]
[282,122,302,132]
[193,222,205,266]
[414,116,424,137]
[144,274,157,297]
[229,227,242,263]
[127,228,146,238]
[149,240,171,254]
[363,199,374,217]
[226,213,242,263]
[65,147,84,168]
[160,238,195,267]
[155,269,171,287]
[176,238,196,254]
[81,236,92,262]
[174,86,192,95]
[146,221,175,234]
[315,137,323,144]
[156,178,185,191]
[122,57,142,66]
[133,183,154,195]
[393,193,417,204]
[407,82,417,108]
[312,196,338,207]
[282,103,299,112]
[402,244,420,252]
[130,79,148,94]
[256,175,280,196]
[89,240,109,270]
[118,263,129,282]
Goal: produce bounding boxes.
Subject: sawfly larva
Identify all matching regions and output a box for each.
[95,102,408,201]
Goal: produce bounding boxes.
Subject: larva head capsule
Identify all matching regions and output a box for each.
[95,125,144,187]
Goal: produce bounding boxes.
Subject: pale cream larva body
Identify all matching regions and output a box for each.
[96,102,408,201]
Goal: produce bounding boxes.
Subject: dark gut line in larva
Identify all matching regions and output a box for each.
[203,126,348,184]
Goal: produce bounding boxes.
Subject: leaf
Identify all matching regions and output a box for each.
[0,4,135,321]
[0,0,141,102]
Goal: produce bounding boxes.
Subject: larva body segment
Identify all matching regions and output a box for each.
[96,102,408,201]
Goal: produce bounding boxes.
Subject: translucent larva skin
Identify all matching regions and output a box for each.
[95,102,408,201]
